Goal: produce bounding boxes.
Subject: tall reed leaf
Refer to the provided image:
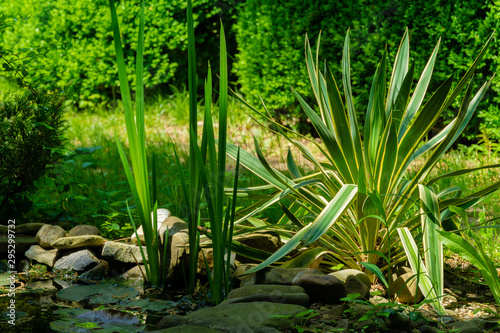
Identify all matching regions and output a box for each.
[109,0,160,286]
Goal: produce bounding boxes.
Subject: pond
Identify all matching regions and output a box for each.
[0,276,180,333]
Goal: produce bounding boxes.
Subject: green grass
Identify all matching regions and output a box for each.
[27,91,280,239]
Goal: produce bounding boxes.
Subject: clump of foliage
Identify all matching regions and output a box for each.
[0,13,67,219]
[0,0,232,108]
[0,89,67,218]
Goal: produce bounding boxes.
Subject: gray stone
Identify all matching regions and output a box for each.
[36,224,67,248]
[53,249,99,272]
[328,269,371,289]
[449,319,485,333]
[345,275,370,300]
[53,278,77,289]
[158,216,188,245]
[369,295,389,305]
[221,284,309,307]
[16,223,47,236]
[241,267,320,287]
[157,302,308,333]
[25,245,58,267]
[50,235,106,249]
[290,269,325,284]
[164,231,189,283]
[385,311,410,330]
[101,241,148,263]
[234,231,281,264]
[390,272,423,304]
[68,225,101,236]
[79,261,109,280]
[443,293,458,308]
[0,236,38,256]
[28,279,57,291]
[292,273,347,304]
[130,209,172,244]
[122,265,146,279]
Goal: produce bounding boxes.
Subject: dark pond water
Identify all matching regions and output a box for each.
[0,278,176,332]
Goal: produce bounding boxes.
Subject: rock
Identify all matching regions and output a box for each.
[292,273,347,304]
[53,278,77,289]
[36,225,66,248]
[28,279,57,291]
[130,209,172,244]
[234,231,281,264]
[79,261,109,280]
[25,245,58,267]
[158,216,188,245]
[122,265,146,279]
[241,267,321,287]
[164,231,189,284]
[68,225,101,236]
[16,223,47,236]
[345,275,370,300]
[328,269,371,289]
[369,295,389,305]
[50,235,106,249]
[157,302,308,333]
[290,269,325,284]
[390,272,423,304]
[221,284,309,307]
[319,304,345,320]
[53,249,99,272]
[101,241,148,263]
[0,236,38,257]
[385,311,410,330]
[198,244,236,277]
[443,293,458,308]
[197,244,214,275]
[449,319,485,333]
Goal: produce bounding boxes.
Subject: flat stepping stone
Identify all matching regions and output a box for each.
[157,301,307,333]
[241,267,322,286]
[50,235,105,249]
[221,284,309,307]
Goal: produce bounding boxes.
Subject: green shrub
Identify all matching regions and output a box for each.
[234,0,499,138]
[0,90,67,218]
[0,0,228,108]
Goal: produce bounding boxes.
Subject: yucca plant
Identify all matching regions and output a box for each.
[108,0,161,286]
[228,29,500,276]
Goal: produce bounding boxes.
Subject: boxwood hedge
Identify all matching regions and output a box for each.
[0,0,227,108]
